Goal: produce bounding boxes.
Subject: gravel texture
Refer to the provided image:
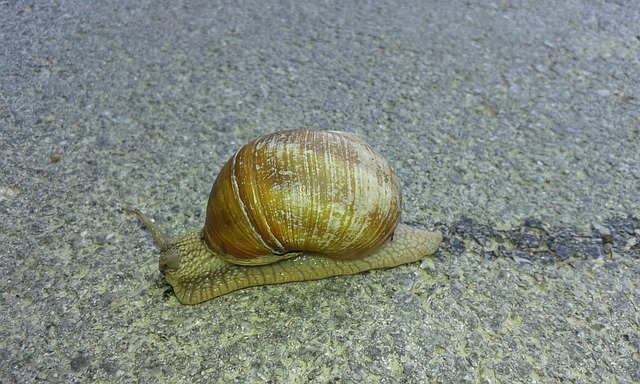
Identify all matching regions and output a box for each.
[1,1,639,383]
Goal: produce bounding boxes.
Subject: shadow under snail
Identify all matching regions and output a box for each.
[132,129,442,304]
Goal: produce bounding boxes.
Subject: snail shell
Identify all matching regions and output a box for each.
[133,129,442,304]
[205,129,401,264]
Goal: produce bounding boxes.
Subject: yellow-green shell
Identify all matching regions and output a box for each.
[204,129,402,264]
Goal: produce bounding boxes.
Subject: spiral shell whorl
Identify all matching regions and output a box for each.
[204,130,402,265]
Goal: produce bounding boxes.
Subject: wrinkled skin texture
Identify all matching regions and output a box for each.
[159,224,442,304]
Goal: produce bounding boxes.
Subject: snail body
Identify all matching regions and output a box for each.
[134,129,442,304]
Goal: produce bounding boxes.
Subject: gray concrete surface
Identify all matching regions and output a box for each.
[1,1,639,383]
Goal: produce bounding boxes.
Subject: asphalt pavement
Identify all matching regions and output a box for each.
[1,1,639,383]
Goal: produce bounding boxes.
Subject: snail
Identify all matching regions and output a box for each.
[132,129,442,304]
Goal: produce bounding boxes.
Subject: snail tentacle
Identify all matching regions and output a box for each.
[129,208,170,252]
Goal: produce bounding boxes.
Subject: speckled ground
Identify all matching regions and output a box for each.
[1,1,639,383]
